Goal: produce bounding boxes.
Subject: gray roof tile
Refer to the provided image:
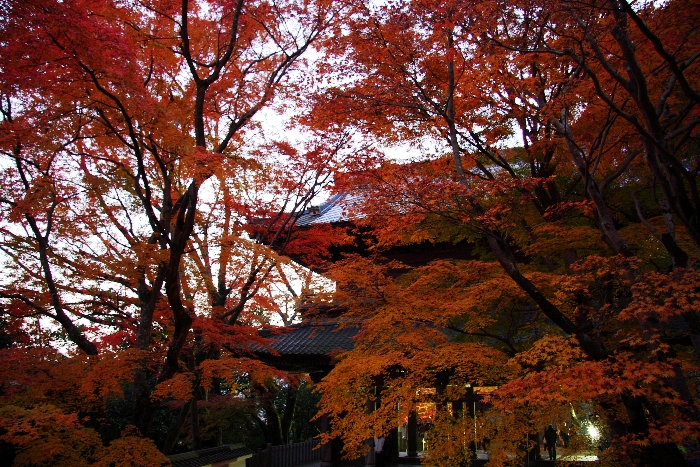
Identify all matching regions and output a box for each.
[262,319,360,356]
[295,193,360,227]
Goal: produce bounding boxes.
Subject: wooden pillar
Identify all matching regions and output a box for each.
[452,400,464,419]
[387,422,399,463]
[365,396,376,467]
[407,410,418,457]
[264,443,272,467]
[310,371,335,467]
[464,386,477,458]
[435,384,447,412]
[365,381,382,467]
[319,413,332,467]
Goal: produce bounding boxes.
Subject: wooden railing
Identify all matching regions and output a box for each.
[245,439,321,467]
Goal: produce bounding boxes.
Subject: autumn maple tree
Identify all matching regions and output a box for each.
[0,0,353,462]
[306,0,700,466]
[2,0,700,465]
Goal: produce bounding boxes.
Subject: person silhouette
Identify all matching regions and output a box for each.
[374,436,385,467]
[544,425,558,461]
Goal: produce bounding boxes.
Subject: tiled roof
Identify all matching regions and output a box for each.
[261,319,360,357]
[168,445,253,467]
[295,193,358,227]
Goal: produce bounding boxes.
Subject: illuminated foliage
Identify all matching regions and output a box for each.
[1,0,699,465]
[306,1,700,466]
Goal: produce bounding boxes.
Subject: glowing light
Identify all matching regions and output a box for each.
[585,422,601,441]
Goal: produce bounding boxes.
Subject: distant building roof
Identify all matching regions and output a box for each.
[168,444,253,467]
[268,319,358,355]
[295,193,358,227]
[256,318,360,373]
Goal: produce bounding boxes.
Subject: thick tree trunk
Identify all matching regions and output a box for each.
[162,399,193,455]
[607,3,700,248]
[191,397,201,450]
[485,234,607,360]
[280,387,298,444]
[621,394,688,467]
[552,115,635,258]
[188,351,202,450]
[132,183,199,435]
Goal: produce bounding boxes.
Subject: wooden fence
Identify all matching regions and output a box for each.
[246,439,321,467]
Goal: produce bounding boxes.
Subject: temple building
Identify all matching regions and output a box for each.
[253,194,498,466]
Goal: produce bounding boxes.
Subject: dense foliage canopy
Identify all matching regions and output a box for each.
[1,0,699,466]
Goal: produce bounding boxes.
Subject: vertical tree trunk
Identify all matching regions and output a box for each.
[280,387,298,444]
[162,400,193,455]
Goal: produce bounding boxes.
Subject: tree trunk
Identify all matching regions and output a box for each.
[280,387,298,444]
[162,399,193,455]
